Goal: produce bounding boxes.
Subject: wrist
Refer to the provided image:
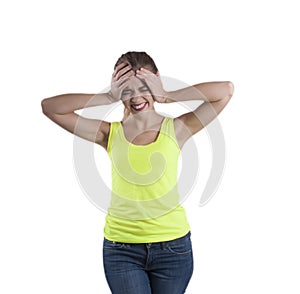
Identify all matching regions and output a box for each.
[164,91,172,103]
[106,91,117,103]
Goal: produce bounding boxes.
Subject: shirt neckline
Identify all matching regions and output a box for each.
[119,117,167,147]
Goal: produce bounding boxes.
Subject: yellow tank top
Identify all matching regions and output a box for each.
[104,116,190,243]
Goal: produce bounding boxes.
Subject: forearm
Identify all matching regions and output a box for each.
[165,81,234,103]
[41,92,114,115]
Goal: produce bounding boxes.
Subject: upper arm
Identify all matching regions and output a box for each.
[43,111,110,149]
[174,81,233,147]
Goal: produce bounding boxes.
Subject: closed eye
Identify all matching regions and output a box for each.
[122,90,133,95]
[139,86,150,92]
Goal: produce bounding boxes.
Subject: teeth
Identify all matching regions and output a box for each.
[132,102,147,110]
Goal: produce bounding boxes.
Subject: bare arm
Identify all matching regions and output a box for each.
[41,92,113,114]
[135,68,234,147]
[166,81,233,103]
[169,82,234,138]
[41,62,135,149]
[41,93,113,148]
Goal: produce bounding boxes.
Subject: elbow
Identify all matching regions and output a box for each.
[216,82,235,102]
[41,98,51,115]
[217,81,234,103]
[226,81,234,98]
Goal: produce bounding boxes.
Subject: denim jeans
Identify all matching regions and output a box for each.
[102,232,193,294]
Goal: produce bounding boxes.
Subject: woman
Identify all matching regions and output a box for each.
[41,51,234,294]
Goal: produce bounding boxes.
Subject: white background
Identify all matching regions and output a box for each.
[1,0,299,293]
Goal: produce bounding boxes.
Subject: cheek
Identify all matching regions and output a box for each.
[121,95,132,104]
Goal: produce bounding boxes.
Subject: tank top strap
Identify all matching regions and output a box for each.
[160,117,179,149]
[107,121,120,153]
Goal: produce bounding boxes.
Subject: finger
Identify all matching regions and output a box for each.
[118,76,132,88]
[115,65,132,81]
[112,69,133,84]
[136,70,155,80]
[112,68,131,83]
[118,79,129,88]
[137,67,155,75]
[114,62,128,73]
[113,65,129,80]
[121,69,135,80]
[135,73,156,87]
[112,63,125,78]
[111,78,127,89]
[112,62,129,78]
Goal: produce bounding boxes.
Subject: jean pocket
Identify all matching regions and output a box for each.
[166,234,192,255]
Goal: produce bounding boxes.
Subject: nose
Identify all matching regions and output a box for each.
[130,96,146,103]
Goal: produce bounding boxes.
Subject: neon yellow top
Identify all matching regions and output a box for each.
[104,116,190,243]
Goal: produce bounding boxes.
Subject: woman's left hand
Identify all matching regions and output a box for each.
[136,68,168,103]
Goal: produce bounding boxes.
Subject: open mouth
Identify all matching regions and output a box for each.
[131,102,148,112]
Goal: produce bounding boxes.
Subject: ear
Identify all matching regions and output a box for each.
[156,71,160,76]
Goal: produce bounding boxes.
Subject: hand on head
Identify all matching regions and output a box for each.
[109,63,167,104]
[136,68,167,103]
[109,63,135,102]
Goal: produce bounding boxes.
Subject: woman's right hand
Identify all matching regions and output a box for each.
[108,62,135,102]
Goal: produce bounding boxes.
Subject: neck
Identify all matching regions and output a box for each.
[126,110,162,129]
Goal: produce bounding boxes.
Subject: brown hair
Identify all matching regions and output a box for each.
[114,51,158,74]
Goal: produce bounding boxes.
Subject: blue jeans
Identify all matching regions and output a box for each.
[102,232,193,294]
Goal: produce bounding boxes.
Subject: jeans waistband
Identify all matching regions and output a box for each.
[144,231,191,249]
[104,231,191,249]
